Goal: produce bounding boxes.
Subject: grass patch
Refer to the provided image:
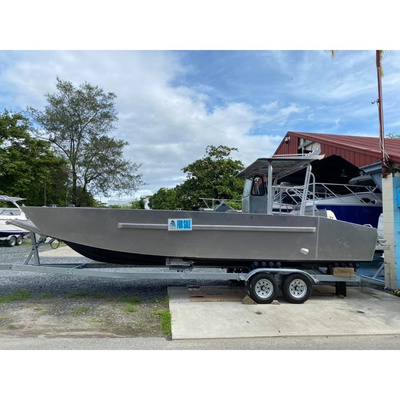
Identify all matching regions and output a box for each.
[0,289,32,303]
[11,289,32,301]
[38,293,54,299]
[124,305,138,313]
[0,296,10,304]
[65,291,90,299]
[65,291,108,300]
[118,295,142,304]
[151,310,172,336]
[71,306,90,315]
[155,296,169,305]
[90,292,108,299]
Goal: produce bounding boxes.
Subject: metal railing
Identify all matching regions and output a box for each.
[273,182,382,208]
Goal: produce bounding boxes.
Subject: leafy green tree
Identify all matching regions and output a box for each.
[27,77,142,206]
[149,187,180,210]
[130,198,146,209]
[0,110,69,205]
[108,198,146,209]
[177,145,245,210]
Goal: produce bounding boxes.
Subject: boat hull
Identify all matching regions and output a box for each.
[0,207,30,238]
[0,230,29,238]
[20,207,378,267]
[0,222,29,238]
[315,204,382,227]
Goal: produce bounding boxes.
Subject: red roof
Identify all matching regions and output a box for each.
[274,131,400,167]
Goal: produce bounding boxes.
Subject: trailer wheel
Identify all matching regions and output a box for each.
[16,235,23,246]
[282,273,312,304]
[248,273,277,304]
[7,236,17,247]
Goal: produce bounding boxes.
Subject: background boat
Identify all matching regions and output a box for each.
[0,196,30,246]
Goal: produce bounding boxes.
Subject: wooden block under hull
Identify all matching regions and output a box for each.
[331,267,355,277]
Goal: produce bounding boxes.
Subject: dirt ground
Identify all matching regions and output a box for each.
[0,295,169,339]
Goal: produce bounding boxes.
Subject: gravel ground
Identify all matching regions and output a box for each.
[0,243,229,339]
[0,243,390,340]
[0,244,227,297]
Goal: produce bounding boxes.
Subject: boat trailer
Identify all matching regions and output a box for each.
[0,232,365,304]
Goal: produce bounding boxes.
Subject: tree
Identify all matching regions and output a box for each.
[130,198,146,209]
[108,198,146,209]
[0,110,69,205]
[177,145,245,210]
[149,146,245,210]
[149,187,180,210]
[27,77,142,206]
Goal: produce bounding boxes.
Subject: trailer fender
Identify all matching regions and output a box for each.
[244,268,319,285]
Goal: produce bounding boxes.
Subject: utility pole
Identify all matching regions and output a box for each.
[376,50,389,177]
[43,182,47,206]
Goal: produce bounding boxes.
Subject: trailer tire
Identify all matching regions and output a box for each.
[282,273,312,304]
[7,236,17,247]
[248,273,277,304]
[16,235,23,246]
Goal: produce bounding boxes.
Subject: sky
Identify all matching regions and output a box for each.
[1,2,399,204]
[3,49,400,203]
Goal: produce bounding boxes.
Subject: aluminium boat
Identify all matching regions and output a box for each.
[11,154,378,267]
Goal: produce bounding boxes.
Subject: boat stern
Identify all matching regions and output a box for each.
[316,217,378,262]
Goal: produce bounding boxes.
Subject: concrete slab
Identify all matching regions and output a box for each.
[168,285,400,340]
[39,246,84,257]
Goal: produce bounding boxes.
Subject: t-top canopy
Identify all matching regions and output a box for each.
[237,153,324,180]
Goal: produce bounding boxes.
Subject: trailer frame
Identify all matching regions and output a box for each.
[0,231,363,304]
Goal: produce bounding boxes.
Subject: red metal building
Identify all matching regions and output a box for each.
[274,132,400,166]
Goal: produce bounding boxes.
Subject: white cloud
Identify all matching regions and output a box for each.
[0,51,282,198]
[3,49,400,202]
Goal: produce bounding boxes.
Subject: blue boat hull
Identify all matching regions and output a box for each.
[316,205,382,227]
